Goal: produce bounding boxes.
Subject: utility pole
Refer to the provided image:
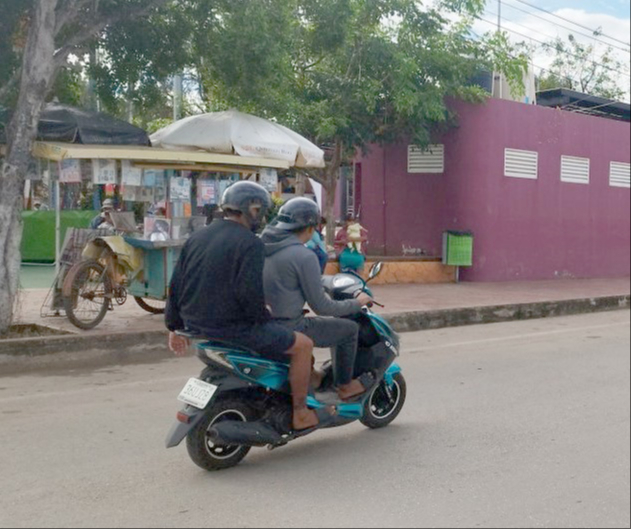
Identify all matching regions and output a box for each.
[498,0,502,32]
[173,75,183,122]
[497,0,503,99]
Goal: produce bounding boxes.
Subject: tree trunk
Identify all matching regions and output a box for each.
[322,139,343,248]
[295,173,307,196]
[323,174,338,248]
[0,0,59,336]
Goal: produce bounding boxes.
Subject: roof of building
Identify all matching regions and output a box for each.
[536,88,630,123]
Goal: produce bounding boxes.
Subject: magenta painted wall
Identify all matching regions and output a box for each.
[357,98,631,281]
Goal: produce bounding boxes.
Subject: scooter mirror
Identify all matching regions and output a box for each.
[368,262,384,281]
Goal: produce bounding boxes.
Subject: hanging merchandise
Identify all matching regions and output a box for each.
[138,187,155,203]
[260,168,278,192]
[121,160,143,186]
[122,186,140,202]
[155,184,168,205]
[26,157,42,181]
[197,180,217,206]
[143,170,157,187]
[92,159,117,184]
[218,179,232,201]
[59,159,82,183]
[170,177,191,201]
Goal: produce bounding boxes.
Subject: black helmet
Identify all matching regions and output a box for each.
[221,181,272,231]
[274,197,321,231]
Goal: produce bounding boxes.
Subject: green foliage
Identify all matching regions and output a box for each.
[539,34,628,101]
[267,195,286,223]
[0,0,525,155]
[196,0,525,160]
[49,68,85,106]
[0,0,34,105]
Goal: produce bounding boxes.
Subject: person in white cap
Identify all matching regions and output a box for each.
[90,199,115,229]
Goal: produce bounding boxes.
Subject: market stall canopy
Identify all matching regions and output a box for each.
[30,141,290,171]
[0,103,151,146]
[151,110,325,169]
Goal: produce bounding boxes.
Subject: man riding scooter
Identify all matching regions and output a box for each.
[262,198,375,402]
[166,182,336,432]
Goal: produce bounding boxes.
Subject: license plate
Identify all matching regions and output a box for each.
[177,378,218,409]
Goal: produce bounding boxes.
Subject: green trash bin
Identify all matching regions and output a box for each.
[443,231,474,278]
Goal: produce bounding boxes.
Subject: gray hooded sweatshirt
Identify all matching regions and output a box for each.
[262,226,362,322]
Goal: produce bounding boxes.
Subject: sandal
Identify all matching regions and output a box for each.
[292,406,338,438]
[338,372,376,403]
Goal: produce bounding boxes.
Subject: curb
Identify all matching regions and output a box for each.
[1,294,629,375]
[387,295,630,333]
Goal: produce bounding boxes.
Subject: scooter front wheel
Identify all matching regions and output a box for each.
[186,398,255,472]
[360,373,407,429]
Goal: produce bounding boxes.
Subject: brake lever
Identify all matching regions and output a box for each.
[371,300,385,308]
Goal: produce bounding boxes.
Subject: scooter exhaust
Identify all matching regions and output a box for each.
[208,421,284,447]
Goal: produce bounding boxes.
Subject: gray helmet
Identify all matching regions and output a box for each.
[221,181,272,231]
[274,197,321,232]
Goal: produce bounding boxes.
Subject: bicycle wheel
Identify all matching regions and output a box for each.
[63,260,112,330]
[134,297,166,315]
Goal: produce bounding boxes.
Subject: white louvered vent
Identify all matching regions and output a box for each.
[505,148,538,180]
[561,156,590,185]
[610,162,631,189]
[408,144,445,174]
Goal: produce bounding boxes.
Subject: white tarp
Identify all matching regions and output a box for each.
[150,110,325,169]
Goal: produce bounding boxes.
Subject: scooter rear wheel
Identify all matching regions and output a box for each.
[186,398,255,471]
[360,373,407,429]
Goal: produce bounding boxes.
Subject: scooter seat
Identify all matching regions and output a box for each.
[198,339,261,357]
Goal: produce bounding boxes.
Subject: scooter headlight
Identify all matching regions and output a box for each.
[332,276,358,289]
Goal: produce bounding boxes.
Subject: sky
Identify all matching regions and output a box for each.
[474,0,631,101]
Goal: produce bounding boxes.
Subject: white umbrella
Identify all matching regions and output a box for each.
[151,110,325,169]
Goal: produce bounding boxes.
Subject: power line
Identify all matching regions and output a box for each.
[469,29,583,87]
[486,9,631,56]
[500,1,631,53]
[510,0,631,48]
[477,17,631,78]
[485,9,579,49]
[470,30,626,107]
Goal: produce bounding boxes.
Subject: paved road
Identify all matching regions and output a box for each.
[0,312,629,528]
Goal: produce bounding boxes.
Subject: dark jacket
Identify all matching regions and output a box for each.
[166,220,270,333]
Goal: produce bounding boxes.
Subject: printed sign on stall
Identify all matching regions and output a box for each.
[170,177,191,201]
[138,187,155,203]
[260,168,278,192]
[143,169,166,188]
[121,161,143,186]
[92,159,117,184]
[59,159,82,183]
[197,180,217,206]
[122,186,140,202]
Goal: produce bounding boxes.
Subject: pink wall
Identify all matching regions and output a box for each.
[358,98,631,281]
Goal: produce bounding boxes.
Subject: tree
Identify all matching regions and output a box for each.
[195,0,526,243]
[0,0,172,335]
[539,34,628,101]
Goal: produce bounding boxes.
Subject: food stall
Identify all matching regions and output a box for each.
[22,109,325,329]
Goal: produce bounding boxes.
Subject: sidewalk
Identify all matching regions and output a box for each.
[2,277,629,373]
[10,276,631,335]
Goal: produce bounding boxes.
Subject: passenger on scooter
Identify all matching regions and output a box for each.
[262,198,374,402]
[165,182,335,432]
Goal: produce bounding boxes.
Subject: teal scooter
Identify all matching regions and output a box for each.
[166,262,406,472]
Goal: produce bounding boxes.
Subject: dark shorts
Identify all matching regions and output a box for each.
[188,321,296,363]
